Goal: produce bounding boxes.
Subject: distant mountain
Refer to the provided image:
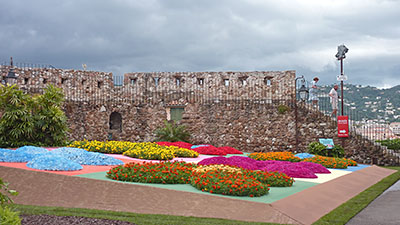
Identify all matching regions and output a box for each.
[317,84,400,123]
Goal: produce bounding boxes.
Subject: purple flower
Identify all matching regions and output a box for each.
[261,163,317,178]
[198,156,259,170]
[295,161,330,174]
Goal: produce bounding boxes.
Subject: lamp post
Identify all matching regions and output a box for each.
[5,57,17,85]
[335,45,349,116]
[294,76,309,152]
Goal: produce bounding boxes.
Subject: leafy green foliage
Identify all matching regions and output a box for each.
[376,138,400,151]
[0,84,68,147]
[0,205,21,225]
[0,178,18,205]
[0,85,35,146]
[32,85,68,146]
[277,104,290,114]
[307,141,345,158]
[331,145,345,158]
[154,120,191,143]
[307,142,327,156]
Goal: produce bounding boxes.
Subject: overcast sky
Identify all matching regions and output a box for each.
[1,0,399,88]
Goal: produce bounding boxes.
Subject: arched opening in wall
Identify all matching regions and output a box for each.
[264,76,273,86]
[109,112,122,132]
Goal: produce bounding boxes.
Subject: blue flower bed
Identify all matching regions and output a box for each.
[52,147,123,165]
[0,149,33,162]
[27,155,83,171]
[295,153,315,159]
[0,146,123,171]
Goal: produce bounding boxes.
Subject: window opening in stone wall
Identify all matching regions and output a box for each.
[239,77,247,86]
[97,81,103,88]
[223,79,229,86]
[197,78,204,86]
[43,78,47,84]
[154,77,159,86]
[24,77,29,85]
[130,78,137,85]
[176,77,181,87]
[61,78,67,84]
[82,79,86,85]
[109,112,122,131]
[264,77,272,86]
[170,107,184,121]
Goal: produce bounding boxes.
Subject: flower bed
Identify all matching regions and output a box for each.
[106,162,294,197]
[156,141,193,150]
[302,155,357,168]
[198,156,329,178]
[0,146,123,171]
[69,141,198,160]
[122,142,198,160]
[51,147,123,166]
[27,155,83,171]
[248,152,301,162]
[190,165,269,197]
[106,161,197,184]
[68,140,136,154]
[242,169,294,187]
[198,156,259,170]
[259,162,317,178]
[218,146,243,154]
[191,145,227,155]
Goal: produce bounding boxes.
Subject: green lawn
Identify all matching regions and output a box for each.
[10,167,400,225]
[14,204,279,225]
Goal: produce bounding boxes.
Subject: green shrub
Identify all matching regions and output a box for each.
[376,138,400,151]
[0,206,21,225]
[330,145,345,158]
[0,84,68,147]
[277,104,290,114]
[307,142,327,156]
[154,120,190,143]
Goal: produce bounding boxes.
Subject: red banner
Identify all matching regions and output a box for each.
[337,115,349,138]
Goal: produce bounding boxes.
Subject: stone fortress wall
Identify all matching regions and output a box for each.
[0,65,397,165]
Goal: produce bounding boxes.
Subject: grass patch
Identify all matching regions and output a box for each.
[313,166,400,225]
[13,204,279,225]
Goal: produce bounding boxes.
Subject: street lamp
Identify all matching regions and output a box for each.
[336,45,349,116]
[5,57,17,85]
[298,79,309,101]
[294,75,308,152]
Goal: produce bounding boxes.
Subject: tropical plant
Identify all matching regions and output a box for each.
[154,120,191,143]
[0,84,35,147]
[32,85,68,146]
[0,84,68,147]
[0,178,18,205]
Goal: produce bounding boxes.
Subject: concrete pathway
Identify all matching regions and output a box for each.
[346,180,400,225]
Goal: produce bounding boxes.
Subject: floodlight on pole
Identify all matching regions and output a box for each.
[336,45,348,116]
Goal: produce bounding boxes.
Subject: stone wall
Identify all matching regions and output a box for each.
[1,65,398,165]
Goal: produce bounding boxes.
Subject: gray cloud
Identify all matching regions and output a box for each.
[1,0,399,88]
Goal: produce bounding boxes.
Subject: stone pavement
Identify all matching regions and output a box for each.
[346,180,400,225]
